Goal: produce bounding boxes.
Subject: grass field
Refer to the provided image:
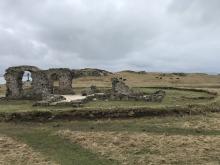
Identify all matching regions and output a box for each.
[0,71,220,164]
[0,84,5,96]
[0,113,220,164]
[73,71,220,88]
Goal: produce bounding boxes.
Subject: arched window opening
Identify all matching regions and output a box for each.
[22,71,32,90]
[51,73,59,94]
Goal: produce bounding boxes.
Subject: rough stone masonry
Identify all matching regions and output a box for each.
[4,65,165,103]
[4,66,74,100]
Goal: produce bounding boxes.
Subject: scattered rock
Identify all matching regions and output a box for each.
[33,94,66,106]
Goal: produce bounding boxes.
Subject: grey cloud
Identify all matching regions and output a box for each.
[0,0,219,73]
[169,0,220,26]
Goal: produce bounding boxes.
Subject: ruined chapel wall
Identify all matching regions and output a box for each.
[46,68,73,94]
[31,71,50,99]
[4,66,40,99]
[4,72,22,98]
[4,66,86,100]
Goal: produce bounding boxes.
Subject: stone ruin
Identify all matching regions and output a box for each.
[4,66,74,100]
[4,66,113,99]
[108,77,166,102]
[4,65,166,106]
[82,77,166,103]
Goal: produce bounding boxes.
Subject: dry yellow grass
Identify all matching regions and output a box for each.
[0,134,57,165]
[181,119,220,130]
[118,72,220,87]
[73,72,220,88]
[150,114,220,131]
[0,84,5,96]
[57,130,220,165]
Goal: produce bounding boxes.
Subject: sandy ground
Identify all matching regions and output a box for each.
[57,130,220,165]
[0,134,57,165]
[61,95,86,102]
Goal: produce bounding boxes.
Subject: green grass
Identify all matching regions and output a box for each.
[0,88,216,113]
[0,100,74,112]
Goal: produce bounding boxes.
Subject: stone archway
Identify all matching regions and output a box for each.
[46,68,74,94]
[50,73,59,94]
[4,66,75,100]
[4,66,40,99]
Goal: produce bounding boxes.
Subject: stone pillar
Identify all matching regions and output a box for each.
[4,72,22,99]
[32,71,50,99]
[59,72,73,94]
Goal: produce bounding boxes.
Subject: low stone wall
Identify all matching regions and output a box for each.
[109,78,166,102]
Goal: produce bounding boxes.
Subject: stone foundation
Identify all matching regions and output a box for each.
[108,77,166,102]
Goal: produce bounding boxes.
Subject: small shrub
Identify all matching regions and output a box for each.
[172,73,187,77]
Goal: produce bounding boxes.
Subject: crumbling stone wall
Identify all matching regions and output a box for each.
[4,66,74,100]
[31,71,50,99]
[111,77,131,95]
[109,77,166,102]
[82,78,166,103]
[46,68,73,94]
[4,66,165,103]
[4,66,40,99]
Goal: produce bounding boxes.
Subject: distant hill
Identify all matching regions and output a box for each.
[73,70,220,88]
[72,68,112,77]
[120,70,147,74]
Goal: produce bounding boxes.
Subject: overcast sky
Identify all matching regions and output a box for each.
[0,0,220,74]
